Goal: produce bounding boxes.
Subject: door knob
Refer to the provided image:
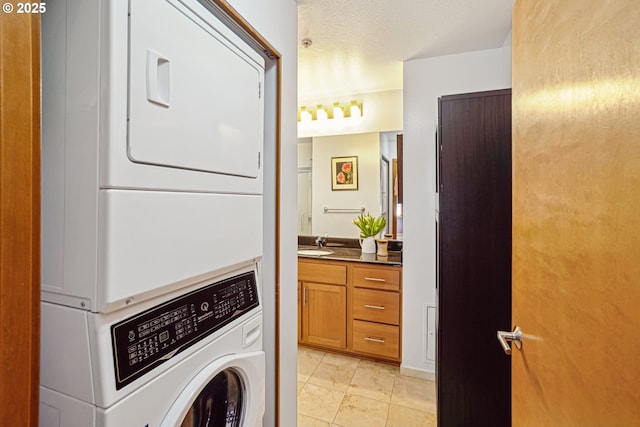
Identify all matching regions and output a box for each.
[497,325,522,355]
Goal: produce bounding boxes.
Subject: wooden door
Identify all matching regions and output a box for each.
[302,282,346,349]
[512,1,640,425]
[298,281,302,342]
[0,9,41,427]
[437,90,512,426]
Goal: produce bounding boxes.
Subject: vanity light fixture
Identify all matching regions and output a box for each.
[297,100,363,122]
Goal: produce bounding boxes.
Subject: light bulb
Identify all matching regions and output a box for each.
[333,102,344,119]
[316,104,328,121]
[350,100,361,118]
[300,106,312,122]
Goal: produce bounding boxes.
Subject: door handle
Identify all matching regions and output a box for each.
[146,49,171,107]
[497,325,522,355]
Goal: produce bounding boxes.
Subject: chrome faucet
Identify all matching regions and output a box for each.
[315,235,327,248]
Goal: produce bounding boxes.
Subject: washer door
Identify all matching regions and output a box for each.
[162,351,265,427]
[181,370,243,427]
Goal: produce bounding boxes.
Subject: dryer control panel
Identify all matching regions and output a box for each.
[111,271,259,389]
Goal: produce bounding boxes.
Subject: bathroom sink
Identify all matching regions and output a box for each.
[297,249,334,256]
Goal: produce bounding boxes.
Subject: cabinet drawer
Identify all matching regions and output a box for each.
[353,267,400,291]
[352,288,399,325]
[352,320,399,359]
[299,261,347,285]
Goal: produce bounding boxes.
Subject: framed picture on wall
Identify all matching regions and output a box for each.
[331,156,358,191]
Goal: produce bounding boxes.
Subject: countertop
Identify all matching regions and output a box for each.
[297,245,402,266]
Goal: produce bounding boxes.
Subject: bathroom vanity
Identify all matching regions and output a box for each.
[297,249,402,363]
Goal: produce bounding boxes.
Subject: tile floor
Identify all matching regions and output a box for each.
[297,347,437,427]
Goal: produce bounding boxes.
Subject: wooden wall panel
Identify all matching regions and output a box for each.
[0,10,41,427]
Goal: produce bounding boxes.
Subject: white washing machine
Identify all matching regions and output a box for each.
[40,264,265,427]
[41,0,266,314]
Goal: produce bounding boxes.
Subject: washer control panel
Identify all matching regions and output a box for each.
[111,271,259,389]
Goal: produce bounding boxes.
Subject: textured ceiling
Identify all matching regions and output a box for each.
[298,0,514,102]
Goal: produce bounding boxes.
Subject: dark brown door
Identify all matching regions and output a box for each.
[437,89,512,427]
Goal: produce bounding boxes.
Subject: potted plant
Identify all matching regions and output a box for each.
[353,212,386,253]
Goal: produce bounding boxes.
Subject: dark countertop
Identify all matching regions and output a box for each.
[297,245,402,266]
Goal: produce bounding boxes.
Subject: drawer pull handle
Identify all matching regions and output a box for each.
[364,304,385,310]
[364,336,385,343]
[364,277,386,282]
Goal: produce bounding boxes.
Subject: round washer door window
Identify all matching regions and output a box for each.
[180,369,244,427]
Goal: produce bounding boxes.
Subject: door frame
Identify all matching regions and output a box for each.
[0,10,41,427]
[207,3,284,425]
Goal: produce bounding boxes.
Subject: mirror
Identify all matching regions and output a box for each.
[297,131,402,238]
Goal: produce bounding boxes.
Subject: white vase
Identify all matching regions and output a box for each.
[359,236,376,254]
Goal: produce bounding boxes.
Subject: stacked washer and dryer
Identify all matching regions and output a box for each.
[40,1,267,426]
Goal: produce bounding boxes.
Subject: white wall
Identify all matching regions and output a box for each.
[401,42,512,375]
[298,139,313,234]
[298,138,312,168]
[311,133,381,237]
[380,132,398,161]
[223,1,298,426]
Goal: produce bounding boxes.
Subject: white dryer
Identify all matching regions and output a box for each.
[40,264,265,426]
[41,0,266,313]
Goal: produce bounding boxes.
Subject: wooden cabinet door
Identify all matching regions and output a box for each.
[298,281,302,342]
[301,282,346,349]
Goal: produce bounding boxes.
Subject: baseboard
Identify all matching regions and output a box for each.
[400,365,436,381]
